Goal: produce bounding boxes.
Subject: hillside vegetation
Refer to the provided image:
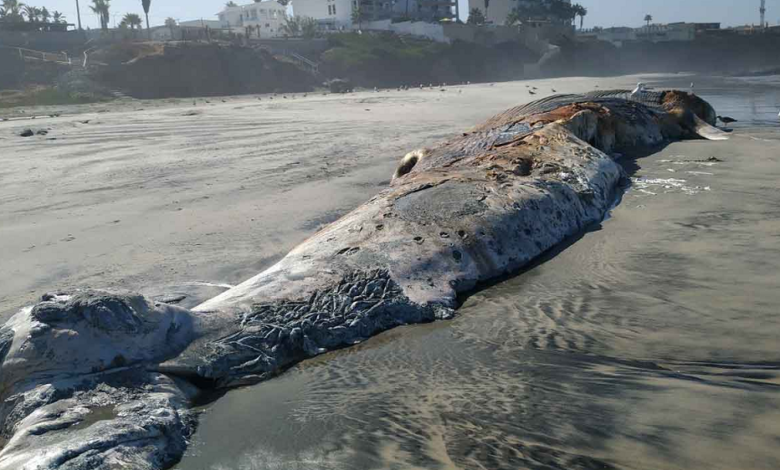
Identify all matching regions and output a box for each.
[320,33,539,86]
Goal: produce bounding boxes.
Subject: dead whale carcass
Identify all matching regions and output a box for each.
[0,91,728,469]
[185,90,728,385]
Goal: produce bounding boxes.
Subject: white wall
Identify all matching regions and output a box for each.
[218,1,287,37]
[293,0,355,28]
[179,19,222,28]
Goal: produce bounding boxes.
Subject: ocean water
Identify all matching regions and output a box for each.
[175,77,780,470]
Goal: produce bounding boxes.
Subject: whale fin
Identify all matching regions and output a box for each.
[693,115,730,141]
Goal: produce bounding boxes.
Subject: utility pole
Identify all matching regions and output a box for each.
[75,0,82,29]
[760,0,766,28]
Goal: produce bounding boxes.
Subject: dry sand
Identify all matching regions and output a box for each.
[0,75,661,319]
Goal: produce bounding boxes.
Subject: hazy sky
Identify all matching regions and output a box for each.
[36,0,780,30]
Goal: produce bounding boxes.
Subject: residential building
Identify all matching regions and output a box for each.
[467,0,571,26]
[217,0,287,38]
[292,0,354,29]
[292,0,458,29]
[635,22,696,42]
[577,22,719,47]
[394,0,458,22]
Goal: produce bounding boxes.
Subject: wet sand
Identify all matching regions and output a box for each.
[2,74,780,470]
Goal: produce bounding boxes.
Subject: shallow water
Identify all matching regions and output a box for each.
[175,79,780,470]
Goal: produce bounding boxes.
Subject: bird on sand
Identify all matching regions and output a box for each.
[529,90,536,95]
[717,115,738,125]
[551,88,557,93]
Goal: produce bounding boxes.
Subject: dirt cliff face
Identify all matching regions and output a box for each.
[0,49,25,90]
[319,34,539,88]
[92,43,318,99]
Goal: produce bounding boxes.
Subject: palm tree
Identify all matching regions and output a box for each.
[467,7,485,25]
[483,0,489,22]
[122,12,141,29]
[573,3,587,29]
[90,0,110,30]
[225,1,237,6]
[2,0,21,12]
[644,14,652,26]
[141,0,150,36]
[39,5,49,22]
[22,4,37,21]
[52,10,64,22]
[164,16,176,39]
[351,5,364,29]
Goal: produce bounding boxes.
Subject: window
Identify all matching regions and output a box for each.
[333,4,337,14]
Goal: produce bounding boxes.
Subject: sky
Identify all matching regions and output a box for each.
[32,0,780,30]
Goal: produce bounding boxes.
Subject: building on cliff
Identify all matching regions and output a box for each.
[217,0,287,38]
[292,0,458,30]
[291,0,354,29]
[578,22,722,47]
[467,0,572,26]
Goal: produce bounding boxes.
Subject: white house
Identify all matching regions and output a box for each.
[218,0,288,38]
[292,0,355,30]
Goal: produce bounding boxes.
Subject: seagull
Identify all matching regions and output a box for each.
[631,82,647,98]
[551,88,557,93]
[717,115,738,125]
[529,90,536,95]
